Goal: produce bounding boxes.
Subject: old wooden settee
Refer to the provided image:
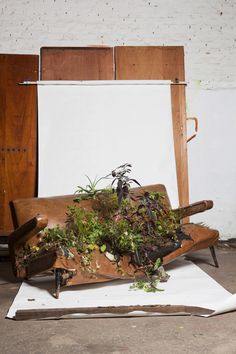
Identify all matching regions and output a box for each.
[8,184,219,298]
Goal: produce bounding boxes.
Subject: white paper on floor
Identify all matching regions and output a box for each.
[7,258,236,319]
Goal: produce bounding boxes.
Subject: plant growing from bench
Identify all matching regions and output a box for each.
[20,164,192,293]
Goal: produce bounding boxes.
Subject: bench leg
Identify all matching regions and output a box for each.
[209,246,219,268]
[55,268,61,299]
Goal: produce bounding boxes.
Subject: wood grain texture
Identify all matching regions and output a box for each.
[15,304,213,320]
[41,47,114,80]
[115,46,184,81]
[11,184,170,228]
[0,54,38,232]
[171,84,189,207]
[115,46,189,207]
[173,200,213,218]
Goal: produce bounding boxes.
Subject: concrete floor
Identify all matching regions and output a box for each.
[0,248,236,354]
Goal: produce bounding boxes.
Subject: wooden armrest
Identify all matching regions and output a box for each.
[173,200,213,219]
[8,215,48,248]
[163,223,219,265]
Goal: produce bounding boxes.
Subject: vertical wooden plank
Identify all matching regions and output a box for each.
[41,47,114,80]
[171,85,188,207]
[0,54,38,232]
[115,46,189,207]
[0,60,7,232]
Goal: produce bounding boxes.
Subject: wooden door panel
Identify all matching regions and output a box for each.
[41,47,114,80]
[0,54,38,232]
[115,46,184,81]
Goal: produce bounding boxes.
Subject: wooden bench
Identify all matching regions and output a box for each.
[8,184,219,298]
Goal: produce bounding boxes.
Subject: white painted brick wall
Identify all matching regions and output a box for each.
[1,0,236,88]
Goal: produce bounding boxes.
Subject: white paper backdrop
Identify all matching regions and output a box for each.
[38,81,178,207]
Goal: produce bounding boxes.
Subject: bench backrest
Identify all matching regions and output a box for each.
[11,184,171,229]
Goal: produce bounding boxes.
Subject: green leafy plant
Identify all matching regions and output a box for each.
[74,174,110,201]
[21,163,189,292]
[111,163,141,206]
[129,279,164,293]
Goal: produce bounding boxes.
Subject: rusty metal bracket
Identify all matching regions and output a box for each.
[187,117,198,143]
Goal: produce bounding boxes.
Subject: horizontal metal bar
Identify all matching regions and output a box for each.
[19,80,187,86]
